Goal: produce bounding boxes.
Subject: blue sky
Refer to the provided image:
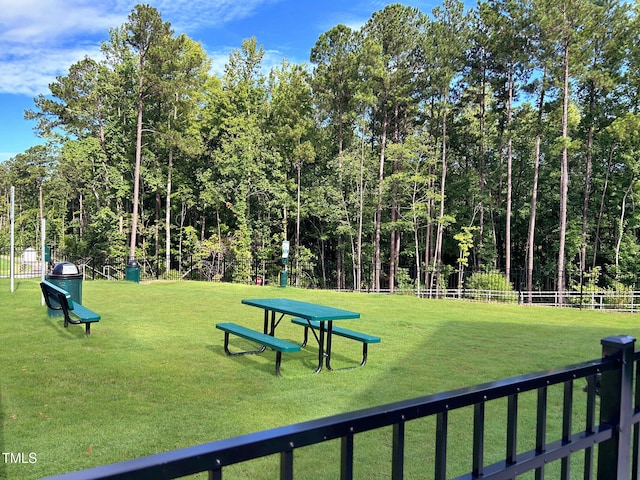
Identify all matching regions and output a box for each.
[0,0,445,162]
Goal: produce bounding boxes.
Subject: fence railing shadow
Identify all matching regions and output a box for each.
[42,335,638,480]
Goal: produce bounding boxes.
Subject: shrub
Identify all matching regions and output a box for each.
[396,267,414,293]
[465,270,518,303]
[603,282,634,308]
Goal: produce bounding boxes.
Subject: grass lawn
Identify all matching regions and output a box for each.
[0,256,16,277]
[1,279,639,479]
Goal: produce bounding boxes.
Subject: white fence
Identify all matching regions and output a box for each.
[418,289,640,312]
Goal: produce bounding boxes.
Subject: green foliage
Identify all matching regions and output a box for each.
[230,222,253,283]
[6,0,640,293]
[395,267,414,293]
[454,226,477,268]
[84,207,127,257]
[605,282,634,308]
[466,270,517,302]
[569,267,602,307]
[570,268,636,309]
[293,246,317,288]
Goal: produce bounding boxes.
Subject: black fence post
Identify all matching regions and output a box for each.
[597,335,636,480]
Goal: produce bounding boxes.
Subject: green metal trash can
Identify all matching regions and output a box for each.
[125,259,140,283]
[46,262,82,317]
[279,270,288,287]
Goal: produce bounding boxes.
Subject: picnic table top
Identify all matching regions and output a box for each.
[241,298,360,322]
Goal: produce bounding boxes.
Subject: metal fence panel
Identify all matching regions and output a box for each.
[41,336,638,480]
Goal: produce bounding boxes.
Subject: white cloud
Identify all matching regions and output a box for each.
[208,48,234,78]
[0,0,127,95]
[0,0,281,96]
[0,1,123,45]
[207,46,299,80]
[153,0,280,31]
[1,44,104,96]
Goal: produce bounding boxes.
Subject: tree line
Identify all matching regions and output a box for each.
[2,0,640,293]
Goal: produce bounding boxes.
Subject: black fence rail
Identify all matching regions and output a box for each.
[0,245,301,285]
[44,335,639,479]
[75,255,305,285]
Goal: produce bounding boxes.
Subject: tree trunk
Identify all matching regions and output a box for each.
[390,203,398,293]
[374,108,388,291]
[478,62,487,271]
[129,71,144,261]
[434,99,448,295]
[179,201,186,273]
[581,81,595,279]
[505,64,514,284]
[593,144,615,268]
[356,112,367,291]
[295,162,301,287]
[337,101,345,291]
[615,179,634,278]
[413,178,422,297]
[527,67,546,300]
[165,147,173,275]
[527,136,541,299]
[79,192,83,240]
[389,103,401,294]
[557,40,570,301]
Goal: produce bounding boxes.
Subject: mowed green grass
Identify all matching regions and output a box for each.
[1,279,640,479]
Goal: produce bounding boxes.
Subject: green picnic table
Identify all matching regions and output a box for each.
[241,298,361,373]
[216,298,379,375]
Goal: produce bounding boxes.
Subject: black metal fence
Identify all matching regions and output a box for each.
[42,335,640,479]
[0,245,306,285]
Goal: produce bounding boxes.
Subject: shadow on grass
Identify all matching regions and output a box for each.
[336,317,639,478]
[207,331,376,377]
[349,318,629,406]
[206,341,281,377]
[41,311,92,340]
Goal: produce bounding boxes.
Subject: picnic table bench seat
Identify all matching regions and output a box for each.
[216,322,301,376]
[291,317,380,369]
[40,280,100,335]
